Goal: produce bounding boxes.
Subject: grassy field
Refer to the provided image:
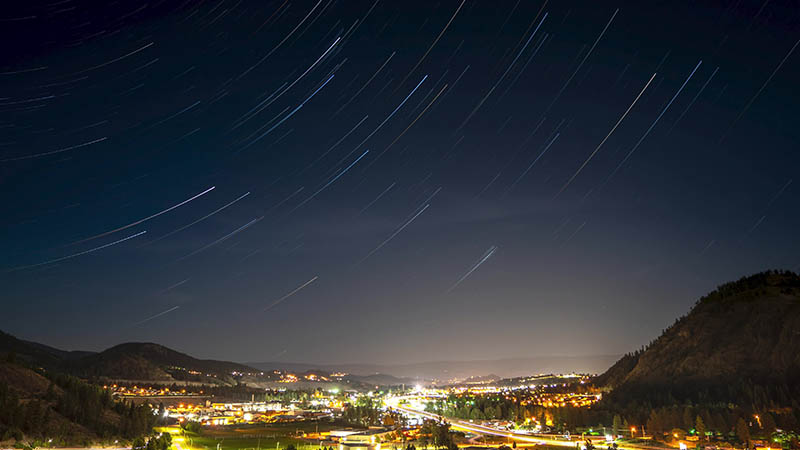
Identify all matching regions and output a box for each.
[181,434,306,450]
[160,422,354,450]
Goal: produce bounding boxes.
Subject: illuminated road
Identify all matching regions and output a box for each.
[385,397,669,450]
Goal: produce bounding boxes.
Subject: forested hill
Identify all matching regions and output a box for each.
[598,270,800,410]
[0,359,158,446]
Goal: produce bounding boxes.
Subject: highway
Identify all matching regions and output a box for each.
[385,397,669,450]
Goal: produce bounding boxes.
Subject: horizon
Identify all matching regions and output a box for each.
[10,328,623,372]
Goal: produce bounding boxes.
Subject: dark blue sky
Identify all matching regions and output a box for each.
[1,0,798,366]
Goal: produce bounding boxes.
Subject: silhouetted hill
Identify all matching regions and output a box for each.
[66,342,259,383]
[21,340,96,361]
[599,270,800,409]
[346,373,413,386]
[0,330,65,368]
[0,335,228,443]
[0,332,260,384]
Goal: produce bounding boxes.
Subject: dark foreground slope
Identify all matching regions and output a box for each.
[0,360,157,446]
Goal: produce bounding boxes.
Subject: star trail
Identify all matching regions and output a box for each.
[1,0,799,365]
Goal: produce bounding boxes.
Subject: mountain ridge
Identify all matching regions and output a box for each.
[247,355,621,380]
[0,333,260,384]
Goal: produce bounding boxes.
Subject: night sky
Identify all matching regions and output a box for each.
[2,0,799,366]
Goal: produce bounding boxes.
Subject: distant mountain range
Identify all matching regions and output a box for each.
[246,355,621,381]
[1,326,620,385]
[597,270,800,409]
[0,331,259,385]
[11,270,797,393]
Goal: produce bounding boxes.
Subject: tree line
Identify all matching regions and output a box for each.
[423,389,800,447]
[342,395,382,426]
[1,358,161,446]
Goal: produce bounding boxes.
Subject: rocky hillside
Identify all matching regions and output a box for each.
[0,360,156,446]
[599,270,800,408]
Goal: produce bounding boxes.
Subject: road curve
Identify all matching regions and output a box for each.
[386,397,669,450]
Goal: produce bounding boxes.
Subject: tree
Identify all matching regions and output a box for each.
[695,416,706,441]
[419,420,456,450]
[343,396,381,427]
[683,408,694,431]
[182,420,203,435]
[432,422,453,449]
[145,433,172,450]
[712,412,728,435]
[613,415,623,434]
[418,436,429,449]
[736,418,750,448]
[647,410,663,437]
[760,412,777,436]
